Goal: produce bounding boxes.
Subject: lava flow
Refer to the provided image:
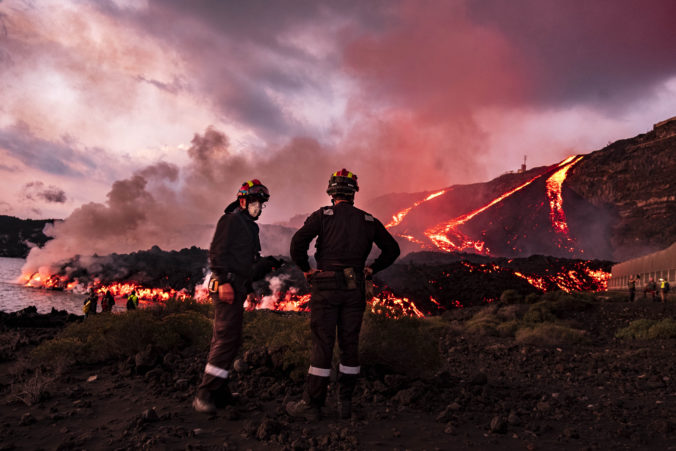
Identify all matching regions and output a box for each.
[385,189,447,228]
[545,155,584,253]
[22,272,192,302]
[384,155,586,256]
[424,173,544,253]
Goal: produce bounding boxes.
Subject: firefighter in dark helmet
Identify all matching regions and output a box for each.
[286,169,400,420]
[193,179,271,414]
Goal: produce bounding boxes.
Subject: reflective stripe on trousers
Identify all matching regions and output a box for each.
[339,363,360,375]
[205,363,229,379]
[308,366,331,377]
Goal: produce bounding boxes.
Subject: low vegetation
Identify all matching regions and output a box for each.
[459,290,595,346]
[31,309,212,369]
[615,318,676,339]
[24,291,675,384]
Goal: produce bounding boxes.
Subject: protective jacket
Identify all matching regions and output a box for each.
[209,205,261,286]
[289,202,400,410]
[290,203,400,274]
[197,204,263,406]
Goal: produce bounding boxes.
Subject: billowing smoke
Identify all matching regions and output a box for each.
[21,127,350,276]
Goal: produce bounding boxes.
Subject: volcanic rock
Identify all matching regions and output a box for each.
[490,416,507,434]
[134,345,158,374]
[19,412,35,426]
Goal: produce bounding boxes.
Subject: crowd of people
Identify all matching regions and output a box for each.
[82,288,139,316]
[627,275,671,303]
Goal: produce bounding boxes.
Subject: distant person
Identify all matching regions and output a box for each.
[126,290,139,310]
[628,277,636,302]
[659,278,670,303]
[286,169,400,421]
[646,278,658,302]
[101,289,115,312]
[83,288,98,317]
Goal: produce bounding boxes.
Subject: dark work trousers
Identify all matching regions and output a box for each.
[303,283,366,407]
[197,284,247,402]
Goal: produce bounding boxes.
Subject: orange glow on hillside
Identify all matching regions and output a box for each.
[424,173,544,253]
[385,189,446,228]
[545,155,584,253]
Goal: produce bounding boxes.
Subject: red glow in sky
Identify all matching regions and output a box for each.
[1,0,675,267]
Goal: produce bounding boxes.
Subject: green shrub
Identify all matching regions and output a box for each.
[465,306,500,336]
[515,323,589,346]
[360,313,442,378]
[496,320,519,337]
[500,289,523,305]
[522,292,593,324]
[616,318,676,339]
[242,311,311,381]
[522,302,557,323]
[157,297,213,317]
[32,310,212,368]
[497,305,526,321]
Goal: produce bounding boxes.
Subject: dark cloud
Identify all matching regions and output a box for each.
[134,75,186,95]
[93,0,384,140]
[466,0,676,109]
[22,181,67,204]
[0,123,98,176]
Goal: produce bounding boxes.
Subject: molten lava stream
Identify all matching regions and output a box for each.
[385,189,447,229]
[424,173,545,253]
[545,155,584,253]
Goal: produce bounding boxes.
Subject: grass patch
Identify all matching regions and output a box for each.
[464,305,500,336]
[515,323,589,346]
[360,313,443,378]
[242,310,311,381]
[523,292,593,324]
[10,368,54,406]
[616,318,676,339]
[32,309,211,369]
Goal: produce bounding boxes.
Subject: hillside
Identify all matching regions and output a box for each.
[365,117,676,262]
[0,216,54,258]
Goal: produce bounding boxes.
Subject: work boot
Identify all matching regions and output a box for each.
[213,385,240,408]
[286,399,320,421]
[192,396,216,414]
[337,398,352,420]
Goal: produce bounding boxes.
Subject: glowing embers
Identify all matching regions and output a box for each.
[96,282,190,302]
[424,174,544,253]
[22,272,77,291]
[546,155,584,253]
[245,288,311,312]
[385,190,446,229]
[22,272,191,302]
[512,261,611,293]
[370,289,425,319]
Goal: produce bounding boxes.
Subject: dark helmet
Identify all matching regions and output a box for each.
[327,168,359,197]
[237,179,270,203]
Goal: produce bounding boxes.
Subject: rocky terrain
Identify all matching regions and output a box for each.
[567,117,676,260]
[1,296,674,450]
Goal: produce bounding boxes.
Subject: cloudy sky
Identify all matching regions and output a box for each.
[1,0,675,226]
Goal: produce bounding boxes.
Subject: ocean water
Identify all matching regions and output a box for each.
[0,257,93,314]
